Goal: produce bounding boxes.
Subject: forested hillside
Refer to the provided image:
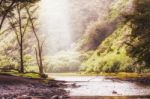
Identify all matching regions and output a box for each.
[44,0,115,73]
[42,0,150,73]
[78,0,150,73]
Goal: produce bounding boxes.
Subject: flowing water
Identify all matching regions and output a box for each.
[50,75,150,98]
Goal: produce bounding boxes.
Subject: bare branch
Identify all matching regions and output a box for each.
[0,27,13,36]
[0,0,3,6]
[25,6,39,42]
[0,1,16,30]
[7,17,21,46]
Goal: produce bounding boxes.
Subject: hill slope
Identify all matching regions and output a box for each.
[78,0,150,73]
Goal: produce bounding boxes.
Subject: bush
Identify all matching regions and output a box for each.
[43,51,82,73]
[119,65,134,72]
[102,61,120,73]
[82,48,134,73]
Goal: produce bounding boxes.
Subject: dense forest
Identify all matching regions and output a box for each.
[0,0,150,74]
[78,0,150,73]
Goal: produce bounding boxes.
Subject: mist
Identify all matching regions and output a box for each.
[39,0,115,54]
[39,0,72,54]
[38,0,119,72]
[37,0,136,73]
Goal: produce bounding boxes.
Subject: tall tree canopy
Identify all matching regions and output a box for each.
[125,0,150,67]
[0,0,39,30]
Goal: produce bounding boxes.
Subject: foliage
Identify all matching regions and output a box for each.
[0,0,40,30]
[79,0,150,73]
[0,70,41,78]
[0,0,46,74]
[81,23,135,73]
[76,20,119,51]
[44,51,81,73]
[82,51,134,73]
[76,0,131,51]
[107,0,130,21]
[0,0,150,74]
[124,0,150,68]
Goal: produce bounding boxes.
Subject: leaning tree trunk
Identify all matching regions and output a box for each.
[35,45,44,75]
[39,48,44,74]
[26,7,44,75]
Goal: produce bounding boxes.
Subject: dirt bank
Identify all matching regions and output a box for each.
[0,74,69,99]
[106,76,150,85]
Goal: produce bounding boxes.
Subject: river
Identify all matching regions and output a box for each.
[49,74,150,98]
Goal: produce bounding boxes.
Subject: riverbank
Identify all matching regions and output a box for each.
[48,72,150,78]
[0,74,69,99]
[49,72,150,85]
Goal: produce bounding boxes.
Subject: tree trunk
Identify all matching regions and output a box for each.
[18,4,24,73]
[39,48,44,74]
[25,7,44,75]
[20,37,24,73]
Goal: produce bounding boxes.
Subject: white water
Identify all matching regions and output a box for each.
[51,76,150,96]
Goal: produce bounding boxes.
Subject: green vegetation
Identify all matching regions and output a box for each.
[124,0,150,68]
[44,0,150,74]
[107,0,129,21]
[0,0,150,75]
[81,24,134,73]
[49,72,150,79]
[0,0,149,98]
[77,0,150,74]
[0,70,41,79]
[44,52,81,73]
[0,0,46,77]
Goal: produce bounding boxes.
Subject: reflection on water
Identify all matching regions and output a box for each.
[51,76,150,97]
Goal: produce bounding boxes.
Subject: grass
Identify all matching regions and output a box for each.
[0,70,41,79]
[48,72,150,78]
[0,70,55,81]
[98,72,150,79]
[1,70,149,80]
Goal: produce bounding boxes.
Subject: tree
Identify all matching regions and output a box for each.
[5,0,39,73]
[124,0,150,67]
[8,4,30,73]
[0,0,45,75]
[25,6,45,76]
[0,0,39,31]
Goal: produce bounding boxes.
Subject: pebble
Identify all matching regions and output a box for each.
[112,90,117,94]
[51,95,59,99]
